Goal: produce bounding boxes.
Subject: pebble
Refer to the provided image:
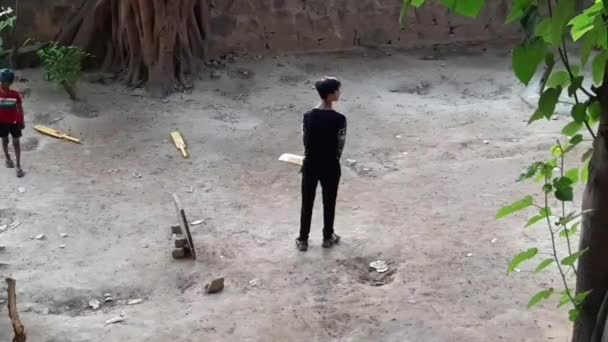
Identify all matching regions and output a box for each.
[249,279,262,287]
[346,159,357,166]
[60,233,68,238]
[191,220,204,226]
[18,187,25,193]
[205,277,225,294]
[89,299,101,310]
[127,298,144,305]
[466,253,473,257]
[35,234,45,240]
[483,140,490,145]
[105,316,125,325]
[9,221,21,229]
[59,244,66,249]
[0,225,7,232]
[491,238,498,244]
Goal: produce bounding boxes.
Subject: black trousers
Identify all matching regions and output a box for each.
[299,161,341,241]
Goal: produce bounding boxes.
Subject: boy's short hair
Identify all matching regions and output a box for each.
[315,77,341,99]
[0,69,15,84]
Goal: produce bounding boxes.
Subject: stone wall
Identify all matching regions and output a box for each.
[0,0,517,56]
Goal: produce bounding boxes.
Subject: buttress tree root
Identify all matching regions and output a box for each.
[57,0,211,97]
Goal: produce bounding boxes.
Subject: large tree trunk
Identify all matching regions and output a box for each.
[56,0,210,97]
[573,82,608,342]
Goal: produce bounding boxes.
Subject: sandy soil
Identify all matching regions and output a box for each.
[0,44,578,341]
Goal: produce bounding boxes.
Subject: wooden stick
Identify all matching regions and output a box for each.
[6,278,26,342]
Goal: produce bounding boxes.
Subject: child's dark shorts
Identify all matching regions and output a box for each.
[0,124,22,138]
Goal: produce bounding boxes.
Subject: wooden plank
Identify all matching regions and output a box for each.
[172,194,196,260]
[6,278,26,342]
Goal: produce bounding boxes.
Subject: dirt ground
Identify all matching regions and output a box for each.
[0,44,577,341]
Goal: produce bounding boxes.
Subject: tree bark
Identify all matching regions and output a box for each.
[6,278,26,342]
[573,79,608,342]
[56,0,210,97]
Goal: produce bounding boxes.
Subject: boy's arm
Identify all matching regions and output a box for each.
[302,113,310,152]
[17,93,24,128]
[337,116,347,160]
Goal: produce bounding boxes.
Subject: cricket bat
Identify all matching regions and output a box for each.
[279,153,304,166]
[34,125,80,144]
[171,131,189,158]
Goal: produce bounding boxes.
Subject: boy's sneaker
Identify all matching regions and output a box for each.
[322,234,341,248]
[296,238,308,252]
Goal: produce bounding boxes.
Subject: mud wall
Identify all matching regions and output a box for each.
[0,0,516,55]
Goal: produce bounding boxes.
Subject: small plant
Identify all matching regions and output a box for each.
[38,43,89,100]
[0,7,17,67]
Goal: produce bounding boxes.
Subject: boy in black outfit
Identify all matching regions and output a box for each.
[296,77,347,252]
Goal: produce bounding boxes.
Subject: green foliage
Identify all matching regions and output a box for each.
[528,288,554,308]
[513,39,547,85]
[38,43,89,100]
[496,196,534,219]
[0,7,16,67]
[508,248,538,273]
[535,258,555,273]
[400,0,602,325]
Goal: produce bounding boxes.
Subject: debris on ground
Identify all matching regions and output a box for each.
[369,260,389,273]
[127,298,144,305]
[89,299,100,310]
[346,159,357,166]
[491,238,497,244]
[108,169,119,174]
[60,233,68,238]
[190,220,204,226]
[186,186,194,193]
[249,279,262,287]
[483,140,490,145]
[59,244,66,249]
[174,234,187,248]
[172,248,186,259]
[466,253,473,257]
[205,277,225,294]
[35,234,45,240]
[133,172,142,179]
[18,187,25,193]
[9,221,21,229]
[0,225,7,232]
[105,315,125,325]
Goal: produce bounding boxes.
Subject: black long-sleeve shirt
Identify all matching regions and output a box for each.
[302,108,347,164]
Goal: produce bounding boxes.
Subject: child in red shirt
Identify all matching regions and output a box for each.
[0,69,25,177]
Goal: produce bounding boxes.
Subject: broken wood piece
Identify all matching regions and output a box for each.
[170,131,188,158]
[6,278,27,342]
[171,225,182,234]
[172,194,196,260]
[278,153,304,166]
[174,234,187,248]
[172,247,187,259]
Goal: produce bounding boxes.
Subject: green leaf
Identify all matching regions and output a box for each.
[513,39,547,85]
[571,103,587,124]
[411,0,425,8]
[588,101,601,124]
[535,258,555,273]
[562,121,583,137]
[551,0,576,46]
[581,160,590,184]
[543,183,553,193]
[399,0,412,26]
[554,177,574,201]
[565,168,580,184]
[528,288,554,308]
[581,31,597,66]
[552,144,564,157]
[569,308,581,322]
[439,0,485,17]
[497,196,534,219]
[508,248,538,273]
[582,148,593,162]
[595,14,608,49]
[518,161,544,182]
[534,18,552,43]
[569,134,583,146]
[561,247,589,266]
[558,291,572,308]
[547,71,570,88]
[525,208,551,228]
[568,76,584,97]
[569,2,603,41]
[574,290,592,306]
[507,0,534,24]
[538,87,561,120]
[592,51,608,85]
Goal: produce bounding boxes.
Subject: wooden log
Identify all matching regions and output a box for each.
[6,278,26,342]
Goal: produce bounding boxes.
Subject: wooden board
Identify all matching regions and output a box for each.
[278,153,304,166]
[6,278,26,342]
[172,194,196,260]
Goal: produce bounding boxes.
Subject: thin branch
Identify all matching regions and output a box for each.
[556,141,577,276]
[544,176,576,307]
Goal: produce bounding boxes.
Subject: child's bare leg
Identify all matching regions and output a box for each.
[2,136,13,167]
[13,137,23,177]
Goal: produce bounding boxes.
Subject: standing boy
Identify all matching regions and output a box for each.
[297,77,347,252]
[0,69,25,178]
